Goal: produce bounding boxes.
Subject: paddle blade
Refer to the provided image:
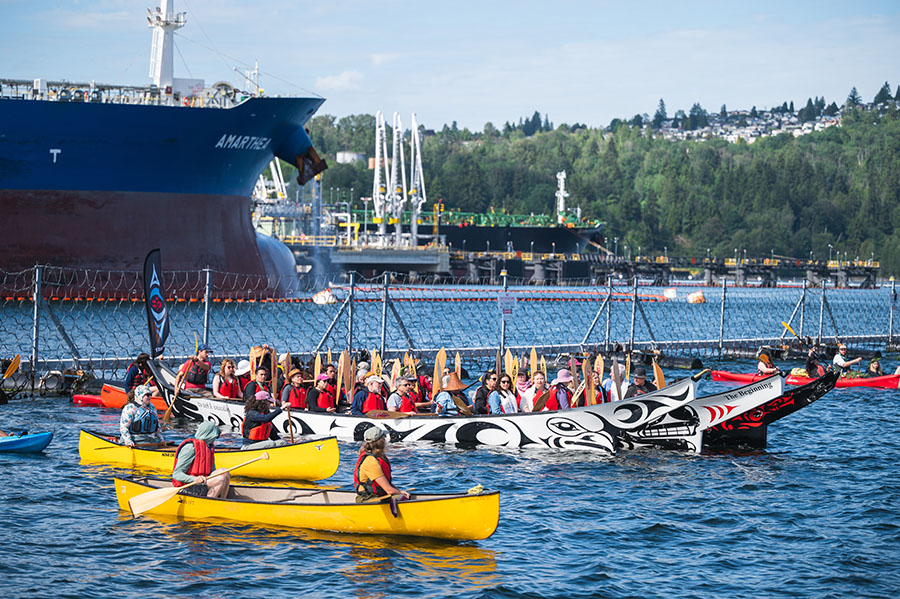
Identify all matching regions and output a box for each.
[327,348,332,366]
[511,358,519,381]
[504,349,512,377]
[532,390,551,412]
[314,353,322,379]
[581,357,593,405]
[454,352,461,376]
[625,352,631,381]
[540,356,546,376]
[142,249,170,358]
[530,347,537,378]
[129,484,182,517]
[336,353,344,401]
[611,357,623,402]
[653,358,666,389]
[782,320,797,338]
[595,353,604,375]
[3,354,20,380]
[390,359,401,390]
[433,348,446,394]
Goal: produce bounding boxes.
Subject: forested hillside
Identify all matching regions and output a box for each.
[304,105,900,275]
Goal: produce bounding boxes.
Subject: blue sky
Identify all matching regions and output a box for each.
[2,0,898,130]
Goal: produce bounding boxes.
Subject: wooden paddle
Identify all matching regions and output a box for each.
[625,352,631,381]
[128,452,269,517]
[652,357,666,389]
[504,349,512,378]
[781,320,810,348]
[530,347,537,378]
[3,354,20,379]
[531,389,551,412]
[581,356,594,405]
[452,394,473,415]
[390,359,401,391]
[511,358,519,382]
[327,348,332,366]
[611,356,623,402]
[454,352,461,376]
[568,381,586,408]
[285,350,294,444]
[540,356,547,377]
[433,347,447,395]
[365,410,411,419]
[313,352,322,380]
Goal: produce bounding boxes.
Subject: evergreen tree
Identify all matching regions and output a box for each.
[720,104,727,119]
[789,100,795,113]
[847,86,862,106]
[630,114,643,127]
[688,103,709,130]
[873,81,892,104]
[799,98,816,122]
[896,85,900,101]
[750,106,758,119]
[653,98,667,128]
[543,114,551,131]
[824,102,839,116]
[782,101,789,112]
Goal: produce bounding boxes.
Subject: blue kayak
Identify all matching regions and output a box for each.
[0,431,53,453]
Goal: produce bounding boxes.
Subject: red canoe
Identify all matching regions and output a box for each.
[72,394,103,406]
[711,370,900,389]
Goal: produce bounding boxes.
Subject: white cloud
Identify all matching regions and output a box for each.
[314,70,363,92]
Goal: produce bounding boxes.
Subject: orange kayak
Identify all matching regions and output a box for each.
[100,383,168,411]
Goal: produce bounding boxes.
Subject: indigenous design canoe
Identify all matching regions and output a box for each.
[0,431,53,453]
[711,370,900,389]
[156,370,699,453]
[618,374,785,453]
[114,477,499,541]
[704,371,838,449]
[79,429,339,481]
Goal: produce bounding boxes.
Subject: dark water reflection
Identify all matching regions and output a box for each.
[1,363,900,598]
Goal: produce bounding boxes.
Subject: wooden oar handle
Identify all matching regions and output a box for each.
[691,368,711,381]
[187,451,270,487]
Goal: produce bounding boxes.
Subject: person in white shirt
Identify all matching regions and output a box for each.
[519,371,548,412]
[832,343,861,373]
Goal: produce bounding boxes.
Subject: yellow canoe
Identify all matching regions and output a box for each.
[113,476,500,541]
[80,429,339,481]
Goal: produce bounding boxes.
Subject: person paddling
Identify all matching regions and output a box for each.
[832,343,862,374]
[354,427,409,503]
[172,421,229,499]
[173,344,213,399]
[241,391,290,449]
[119,384,164,448]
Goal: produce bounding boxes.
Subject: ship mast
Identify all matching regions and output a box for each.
[408,113,427,247]
[147,1,186,95]
[372,111,389,239]
[388,112,408,246]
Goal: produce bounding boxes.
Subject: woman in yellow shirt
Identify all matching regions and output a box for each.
[353,427,410,502]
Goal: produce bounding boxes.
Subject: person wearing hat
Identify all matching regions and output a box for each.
[433,372,472,416]
[832,343,861,373]
[865,357,885,377]
[624,367,657,398]
[243,366,272,402]
[757,353,779,376]
[352,374,387,414]
[308,373,337,413]
[172,421,229,498]
[234,359,252,391]
[172,344,213,401]
[543,369,574,411]
[212,358,242,400]
[119,384,164,447]
[241,391,291,449]
[281,368,309,409]
[354,427,409,502]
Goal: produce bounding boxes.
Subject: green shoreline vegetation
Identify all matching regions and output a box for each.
[299,84,900,275]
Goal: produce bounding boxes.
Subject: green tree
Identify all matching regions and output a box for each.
[750,106,758,119]
[847,86,862,106]
[874,81,893,104]
[652,99,667,128]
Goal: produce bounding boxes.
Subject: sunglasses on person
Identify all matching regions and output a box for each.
[500,379,511,385]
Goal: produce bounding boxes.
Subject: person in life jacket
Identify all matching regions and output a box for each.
[354,427,409,503]
[172,421,229,498]
[804,354,827,378]
[119,384,164,447]
[386,377,419,414]
[212,359,242,400]
[543,369,574,411]
[172,344,213,400]
[123,352,160,396]
[241,391,291,449]
[520,371,548,412]
[624,366,657,398]
[280,368,309,409]
[590,370,608,404]
[351,374,387,415]
[307,373,336,413]
[234,359,252,392]
[242,366,271,402]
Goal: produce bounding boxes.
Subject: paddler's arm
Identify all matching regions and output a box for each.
[119,404,136,447]
[374,476,410,499]
[173,443,202,484]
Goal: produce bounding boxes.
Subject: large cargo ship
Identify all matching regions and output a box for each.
[0,1,326,296]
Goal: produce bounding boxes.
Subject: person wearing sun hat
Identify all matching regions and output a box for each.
[832,343,861,373]
[541,368,574,411]
[354,426,410,503]
[433,371,472,415]
[625,366,657,398]
[234,359,252,392]
[281,368,308,409]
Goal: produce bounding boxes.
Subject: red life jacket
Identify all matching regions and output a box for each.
[171,438,215,487]
[399,392,417,414]
[544,384,573,411]
[353,453,392,496]
[237,374,251,392]
[241,415,273,441]
[218,377,241,399]
[285,385,307,409]
[318,387,335,410]
[128,363,148,389]
[182,359,209,388]
[362,391,386,413]
[417,376,432,402]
